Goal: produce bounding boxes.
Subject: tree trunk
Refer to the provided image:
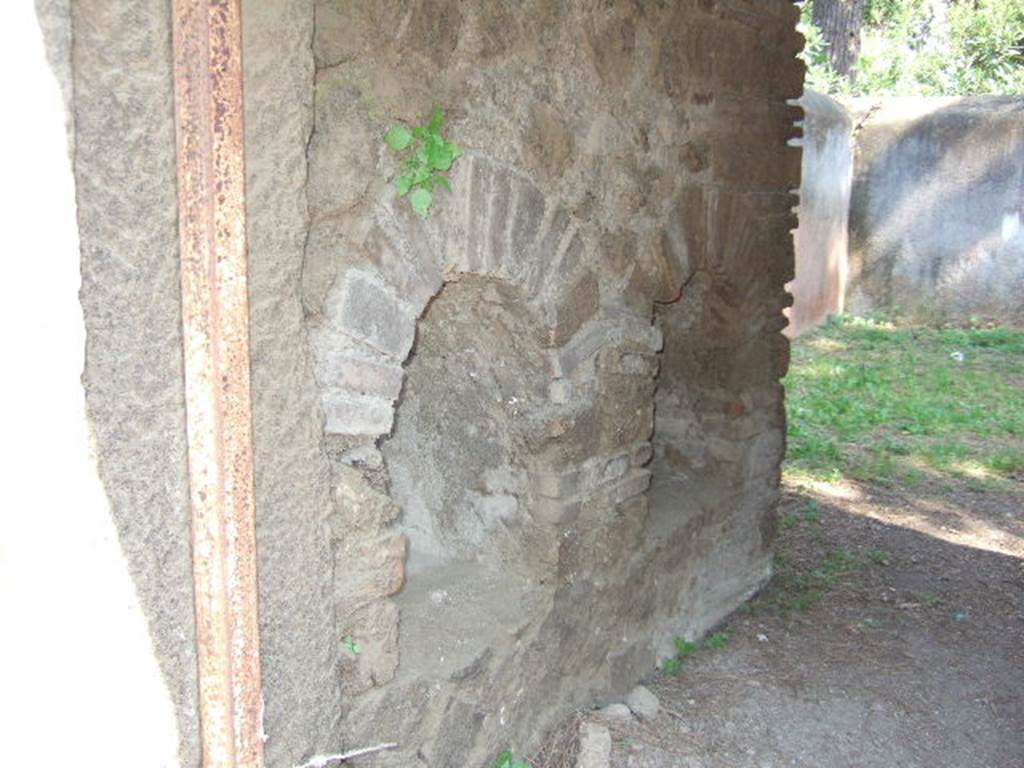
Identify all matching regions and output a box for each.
[812,0,867,78]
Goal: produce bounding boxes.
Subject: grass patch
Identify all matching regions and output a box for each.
[660,632,731,677]
[785,315,1024,490]
[756,548,869,614]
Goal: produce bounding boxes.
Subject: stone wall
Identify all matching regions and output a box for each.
[304,2,803,765]
[787,90,852,337]
[43,1,803,766]
[848,97,1024,325]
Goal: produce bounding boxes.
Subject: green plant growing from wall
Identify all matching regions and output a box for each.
[384,106,462,218]
[492,750,530,768]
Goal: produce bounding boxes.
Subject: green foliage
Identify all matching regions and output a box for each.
[661,656,682,676]
[780,499,823,530]
[801,0,1024,96]
[802,500,822,525]
[760,548,863,614]
[384,106,462,218]
[704,632,729,650]
[342,635,362,655]
[785,316,1024,490]
[866,547,892,566]
[660,633,730,677]
[780,512,800,530]
[674,638,699,657]
[493,750,530,768]
[798,5,849,93]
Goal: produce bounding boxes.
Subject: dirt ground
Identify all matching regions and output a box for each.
[536,477,1024,768]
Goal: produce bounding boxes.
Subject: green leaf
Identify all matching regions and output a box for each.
[410,164,432,186]
[410,187,433,218]
[432,173,451,192]
[427,139,456,172]
[494,751,513,768]
[384,125,413,151]
[395,172,414,196]
[674,638,698,657]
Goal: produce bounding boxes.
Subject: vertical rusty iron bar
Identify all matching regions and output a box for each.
[171,1,265,766]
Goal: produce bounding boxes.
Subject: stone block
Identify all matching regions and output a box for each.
[553,319,614,378]
[524,102,576,182]
[538,231,587,309]
[601,454,630,483]
[660,209,694,292]
[592,469,651,507]
[598,703,633,721]
[472,493,519,522]
[364,222,443,313]
[526,210,571,294]
[488,168,513,274]
[548,379,573,404]
[328,270,417,360]
[431,156,472,273]
[321,389,395,436]
[531,497,582,526]
[625,685,660,720]
[508,180,546,276]
[334,533,407,621]
[332,466,401,532]
[337,599,400,695]
[533,467,582,499]
[617,352,659,377]
[314,348,405,401]
[631,442,654,467]
[464,157,493,274]
[549,270,600,347]
[576,722,611,768]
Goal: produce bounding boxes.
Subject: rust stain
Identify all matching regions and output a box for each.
[171,1,265,766]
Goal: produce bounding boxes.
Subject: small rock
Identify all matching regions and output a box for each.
[625,685,660,720]
[598,702,633,721]
[576,722,611,768]
[756,633,769,643]
[340,443,384,469]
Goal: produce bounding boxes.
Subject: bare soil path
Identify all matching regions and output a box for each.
[539,477,1024,768]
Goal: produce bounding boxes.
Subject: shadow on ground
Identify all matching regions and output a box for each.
[537,478,1024,768]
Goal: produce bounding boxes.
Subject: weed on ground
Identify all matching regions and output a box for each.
[785,315,1024,491]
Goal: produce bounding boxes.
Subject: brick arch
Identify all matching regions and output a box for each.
[311,156,665,694]
[310,154,662,464]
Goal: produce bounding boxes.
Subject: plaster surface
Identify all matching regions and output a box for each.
[848,97,1024,325]
[788,90,852,337]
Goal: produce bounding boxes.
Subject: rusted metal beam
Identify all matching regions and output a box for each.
[171,1,265,766]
